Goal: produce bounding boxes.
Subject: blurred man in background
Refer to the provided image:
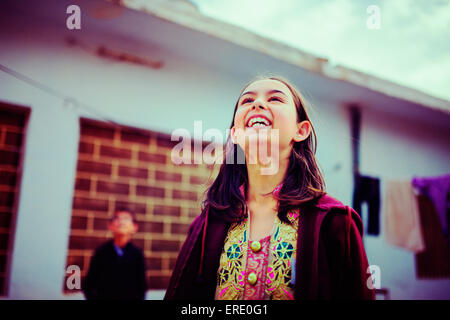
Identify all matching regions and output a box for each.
[83,207,147,300]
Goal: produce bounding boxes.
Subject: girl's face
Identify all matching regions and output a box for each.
[231,79,310,158]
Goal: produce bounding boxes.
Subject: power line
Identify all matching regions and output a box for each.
[0,63,120,126]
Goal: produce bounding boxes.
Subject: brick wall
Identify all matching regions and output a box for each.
[65,118,219,294]
[0,103,29,296]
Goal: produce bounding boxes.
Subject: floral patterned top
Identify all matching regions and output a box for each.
[215,209,299,300]
[215,182,298,300]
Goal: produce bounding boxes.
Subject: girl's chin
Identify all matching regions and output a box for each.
[243,127,275,141]
[241,138,280,152]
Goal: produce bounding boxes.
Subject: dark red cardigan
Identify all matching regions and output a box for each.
[164,193,375,300]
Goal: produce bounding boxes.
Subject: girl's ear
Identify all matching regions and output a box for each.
[230,126,237,144]
[293,120,311,142]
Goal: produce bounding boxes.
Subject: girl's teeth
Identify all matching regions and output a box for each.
[248,123,272,128]
[248,117,271,127]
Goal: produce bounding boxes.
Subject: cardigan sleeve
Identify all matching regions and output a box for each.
[164,214,204,299]
[321,207,375,300]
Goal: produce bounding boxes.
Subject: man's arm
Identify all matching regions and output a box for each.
[137,251,147,300]
[83,250,101,300]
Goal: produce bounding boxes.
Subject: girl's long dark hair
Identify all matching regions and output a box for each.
[203,75,326,223]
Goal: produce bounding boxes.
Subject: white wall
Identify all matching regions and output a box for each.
[1,7,449,299]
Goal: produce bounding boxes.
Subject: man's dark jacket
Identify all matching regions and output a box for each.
[83,240,147,300]
[165,193,375,300]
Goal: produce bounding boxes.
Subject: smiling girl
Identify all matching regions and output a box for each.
[165,75,374,300]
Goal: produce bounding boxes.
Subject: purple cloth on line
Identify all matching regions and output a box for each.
[412,174,450,235]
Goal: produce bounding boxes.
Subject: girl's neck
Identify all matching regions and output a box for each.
[246,153,289,203]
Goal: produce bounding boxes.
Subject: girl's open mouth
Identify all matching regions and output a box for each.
[245,114,273,128]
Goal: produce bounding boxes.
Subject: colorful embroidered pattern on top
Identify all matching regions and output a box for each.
[215,209,299,300]
[216,218,248,299]
[265,209,299,300]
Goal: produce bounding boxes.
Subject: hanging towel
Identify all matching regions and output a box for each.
[411,174,450,245]
[384,179,425,252]
[352,174,380,235]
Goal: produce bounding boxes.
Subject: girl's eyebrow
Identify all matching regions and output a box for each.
[240,89,287,99]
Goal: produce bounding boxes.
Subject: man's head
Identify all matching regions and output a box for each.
[108,207,138,237]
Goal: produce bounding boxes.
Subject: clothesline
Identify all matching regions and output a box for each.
[0,63,120,127]
[353,173,449,237]
[353,172,450,278]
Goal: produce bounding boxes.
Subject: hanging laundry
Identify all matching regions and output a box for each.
[412,174,450,246]
[352,174,380,235]
[415,194,450,278]
[384,180,425,253]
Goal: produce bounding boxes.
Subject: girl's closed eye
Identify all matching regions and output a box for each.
[269,96,283,102]
[241,96,283,105]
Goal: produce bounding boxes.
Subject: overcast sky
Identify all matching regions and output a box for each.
[190,0,450,101]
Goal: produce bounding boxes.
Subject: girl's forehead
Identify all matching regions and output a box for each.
[243,79,290,95]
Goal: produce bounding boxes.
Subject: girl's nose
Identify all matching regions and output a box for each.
[252,99,267,110]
